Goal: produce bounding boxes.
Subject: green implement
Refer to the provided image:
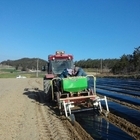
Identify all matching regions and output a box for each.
[62,77,88,92]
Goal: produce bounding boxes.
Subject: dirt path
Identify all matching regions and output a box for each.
[0,78,93,140]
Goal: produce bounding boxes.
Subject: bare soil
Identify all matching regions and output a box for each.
[0,78,139,140]
[99,94,140,140]
[0,78,93,140]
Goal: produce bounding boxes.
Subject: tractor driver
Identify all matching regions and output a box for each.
[59,68,73,78]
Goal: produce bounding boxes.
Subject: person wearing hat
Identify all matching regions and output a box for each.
[73,66,87,76]
[60,68,73,78]
[73,66,93,94]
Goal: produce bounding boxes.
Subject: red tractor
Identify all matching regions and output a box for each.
[43,51,74,94]
[43,51,109,123]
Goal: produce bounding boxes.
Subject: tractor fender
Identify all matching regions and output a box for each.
[45,74,55,79]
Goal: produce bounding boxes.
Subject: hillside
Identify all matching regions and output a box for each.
[0,58,47,71]
[1,45,139,76]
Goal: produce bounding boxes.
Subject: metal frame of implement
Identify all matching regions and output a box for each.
[50,75,109,119]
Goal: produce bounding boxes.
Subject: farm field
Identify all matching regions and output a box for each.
[0,78,139,140]
[72,77,140,140]
[0,78,93,140]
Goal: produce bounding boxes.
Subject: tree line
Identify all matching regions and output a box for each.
[75,46,140,74]
[0,46,140,74]
[112,46,140,74]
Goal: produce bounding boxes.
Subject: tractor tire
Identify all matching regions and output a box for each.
[43,79,52,101]
[43,79,50,93]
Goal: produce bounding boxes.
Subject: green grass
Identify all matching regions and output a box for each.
[0,70,45,78]
[0,68,17,73]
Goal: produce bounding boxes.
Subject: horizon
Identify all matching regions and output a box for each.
[0,56,120,63]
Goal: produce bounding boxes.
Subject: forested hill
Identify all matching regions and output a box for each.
[0,58,47,71]
[0,46,140,75]
[0,57,116,69]
[0,57,119,72]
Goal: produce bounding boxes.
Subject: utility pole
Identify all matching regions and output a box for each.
[36,58,39,77]
[100,59,102,73]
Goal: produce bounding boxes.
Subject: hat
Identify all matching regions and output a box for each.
[74,67,79,72]
[67,69,73,75]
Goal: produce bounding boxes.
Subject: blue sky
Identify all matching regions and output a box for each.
[0,0,140,62]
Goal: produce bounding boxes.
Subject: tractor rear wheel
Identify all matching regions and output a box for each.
[43,78,52,101]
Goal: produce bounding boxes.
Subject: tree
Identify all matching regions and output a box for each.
[133,46,140,72]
